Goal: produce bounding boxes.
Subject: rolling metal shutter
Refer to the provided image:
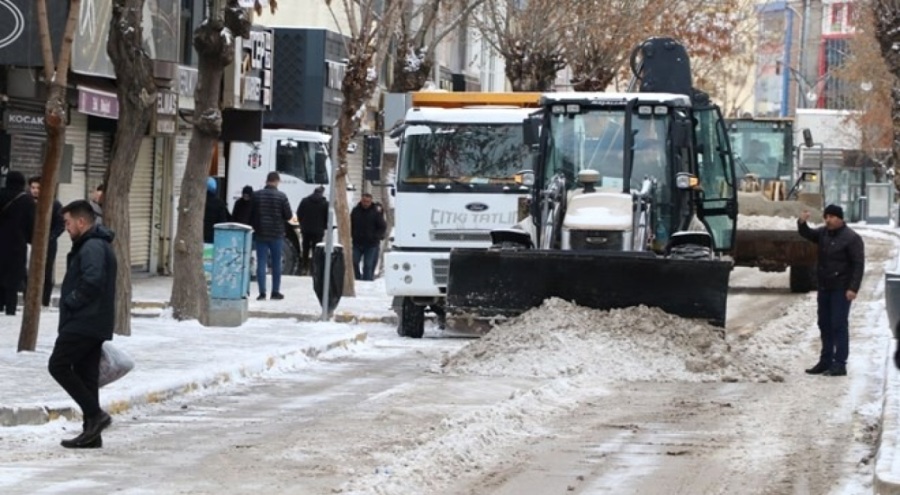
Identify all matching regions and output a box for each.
[55,112,90,287]
[129,138,155,271]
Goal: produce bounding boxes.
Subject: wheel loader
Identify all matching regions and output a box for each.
[445,37,738,327]
[726,118,820,292]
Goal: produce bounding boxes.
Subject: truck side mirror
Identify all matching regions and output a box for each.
[314,151,329,184]
[523,117,541,147]
[802,128,814,148]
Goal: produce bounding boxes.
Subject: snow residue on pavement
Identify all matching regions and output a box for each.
[441,298,800,383]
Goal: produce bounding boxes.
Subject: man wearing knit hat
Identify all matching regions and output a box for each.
[797,204,865,377]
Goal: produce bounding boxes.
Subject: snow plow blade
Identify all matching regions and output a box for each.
[446,249,732,327]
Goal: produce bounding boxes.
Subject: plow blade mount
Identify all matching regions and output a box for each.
[446,249,732,327]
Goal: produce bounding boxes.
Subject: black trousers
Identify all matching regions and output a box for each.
[301,232,324,272]
[0,282,19,315]
[48,333,104,419]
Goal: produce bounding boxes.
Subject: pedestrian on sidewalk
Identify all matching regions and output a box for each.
[351,193,386,281]
[231,185,254,227]
[203,177,231,244]
[798,204,865,377]
[89,183,104,224]
[251,172,292,300]
[49,199,116,449]
[0,171,35,316]
[29,176,65,307]
[296,185,328,275]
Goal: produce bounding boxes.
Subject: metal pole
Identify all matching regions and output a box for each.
[321,126,339,320]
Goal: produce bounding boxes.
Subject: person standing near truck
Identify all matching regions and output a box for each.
[798,204,865,377]
[296,186,328,276]
[251,172,292,300]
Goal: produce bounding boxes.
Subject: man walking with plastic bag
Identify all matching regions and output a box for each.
[48,200,117,448]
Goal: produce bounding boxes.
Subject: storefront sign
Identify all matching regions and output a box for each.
[78,87,119,119]
[3,110,46,133]
[224,28,273,111]
[0,0,66,66]
[177,66,198,110]
[153,90,178,135]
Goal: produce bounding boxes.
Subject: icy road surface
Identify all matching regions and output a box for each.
[0,230,895,495]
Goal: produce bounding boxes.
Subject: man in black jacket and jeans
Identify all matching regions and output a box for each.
[798,204,865,377]
[49,200,117,448]
[251,172,292,300]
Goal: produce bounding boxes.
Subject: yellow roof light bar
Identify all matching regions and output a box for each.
[410,92,542,108]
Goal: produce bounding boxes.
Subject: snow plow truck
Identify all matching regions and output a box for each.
[445,37,739,327]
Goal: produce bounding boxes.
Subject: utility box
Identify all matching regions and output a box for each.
[208,223,254,327]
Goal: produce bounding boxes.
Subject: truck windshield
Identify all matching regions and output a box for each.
[276,139,320,183]
[728,123,790,179]
[545,109,669,191]
[398,123,534,191]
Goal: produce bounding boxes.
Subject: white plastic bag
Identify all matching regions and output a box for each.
[98,342,135,388]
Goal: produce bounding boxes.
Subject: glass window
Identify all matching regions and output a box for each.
[398,123,534,191]
[695,107,736,251]
[275,139,317,183]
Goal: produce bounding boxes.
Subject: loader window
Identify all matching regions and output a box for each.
[275,139,318,184]
[695,107,737,252]
[398,123,534,192]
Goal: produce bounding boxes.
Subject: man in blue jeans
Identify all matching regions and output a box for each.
[798,204,865,377]
[251,172,292,300]
[350,193,386,281]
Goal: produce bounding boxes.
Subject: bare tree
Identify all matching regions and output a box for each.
[327,0,404,297]
[874,0,900,183]
[102,0,159,336]
[476,0,576,91]
[170,0,275,321]
[839,3,892,150]
[389,0,483,92]
[19,0,81,352]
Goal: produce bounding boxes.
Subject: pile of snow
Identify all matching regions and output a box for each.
[738,191,822,219]
[441,298,800,383]
[738,214,806,230]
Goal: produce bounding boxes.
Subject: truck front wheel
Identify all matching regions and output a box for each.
[789,264,817,293]
[398,297,425,338]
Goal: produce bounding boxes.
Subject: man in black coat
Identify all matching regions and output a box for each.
[29,176,65,307]
[203,177,231,243]
[251,172,292,300]
[0,171,35,315]
[231,185,254,226]
[350,193,387,281]
[798,204,865,377]
[49,200,117,449]
[296,186,328,276]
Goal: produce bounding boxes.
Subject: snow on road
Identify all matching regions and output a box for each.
[0,227,895,495]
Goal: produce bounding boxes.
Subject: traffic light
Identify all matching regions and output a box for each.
[363,135,382,181]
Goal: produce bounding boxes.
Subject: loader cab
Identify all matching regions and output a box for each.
[531,93,736,253]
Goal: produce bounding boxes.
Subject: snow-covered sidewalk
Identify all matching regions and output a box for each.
[0,274,393,427]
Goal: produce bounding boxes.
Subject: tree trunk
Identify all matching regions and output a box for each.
[105,0,158,336]
[389,43,434,93]
[19,0,81,352]
[170,3,249,321]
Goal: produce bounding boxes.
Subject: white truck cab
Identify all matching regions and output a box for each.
[385,92,541,337]
[226,129,332,274]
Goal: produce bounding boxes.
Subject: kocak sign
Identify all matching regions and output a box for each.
[3,109,45,133]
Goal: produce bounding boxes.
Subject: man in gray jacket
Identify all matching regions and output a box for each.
[251,172,292,300]
[798,204,865,377]
[49,200,117,448]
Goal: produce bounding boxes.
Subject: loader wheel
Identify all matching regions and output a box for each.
[789,264,817,293]
[399,297,425,339]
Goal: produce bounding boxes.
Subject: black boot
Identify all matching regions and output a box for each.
[805,362,830,375]
[61,433,103,449]
[76,411,112,446]
[823,365,847,377]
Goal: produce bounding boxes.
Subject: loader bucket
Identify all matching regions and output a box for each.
[446,249,732,327]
